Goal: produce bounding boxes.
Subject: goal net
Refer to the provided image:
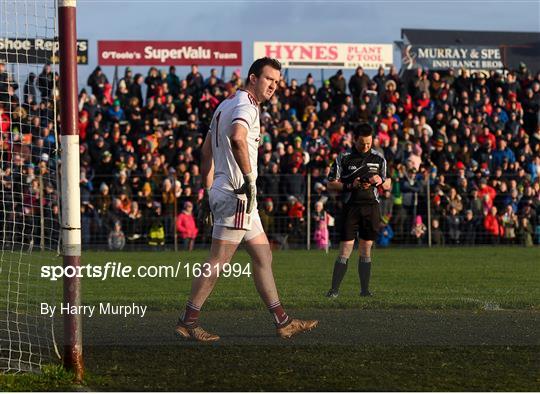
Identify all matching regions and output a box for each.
[0,0,61,373]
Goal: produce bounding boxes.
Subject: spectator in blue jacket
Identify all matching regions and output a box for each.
[106,99,125,124]
[491,139,516,168]
[377,215,394,247]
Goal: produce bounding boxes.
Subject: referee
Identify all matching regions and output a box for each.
[326,123,391,298]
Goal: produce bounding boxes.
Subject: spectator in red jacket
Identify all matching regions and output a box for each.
[483,206,503,244]
[477,178,497,210]
[329,124,346,150]
[477,126,496,148]
[377,123,391,146]
[0,104,10,134]
[380,107,398,131]
[416,91,431,110]
[78,110,89,142]
[287,196,305,220]
[176,201,198,251]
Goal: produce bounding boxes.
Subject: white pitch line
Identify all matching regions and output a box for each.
[460,297,502,311]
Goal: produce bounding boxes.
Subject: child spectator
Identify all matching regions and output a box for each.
[484,206,502,244]
[108,221,126,250]
[431,218,444,246]
[445,207,462,244]
[517,217,533,247]
[287,196,305,244]
[461,210,478,245]
[377,215,394,247]
[148,204,165,248]
[411,215,427,245]
[312,201,331,251]
[501,204,518,244]
[176,201,198,251]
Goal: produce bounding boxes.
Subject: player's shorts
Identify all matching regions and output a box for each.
[339,203,381,241]
[209,187,264,243]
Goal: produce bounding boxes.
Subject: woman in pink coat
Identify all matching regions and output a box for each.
[176,201,198,251]
[313,201,331,251]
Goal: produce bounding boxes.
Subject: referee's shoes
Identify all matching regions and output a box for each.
[360,290,373,297]
[326,289,373,297]
[325,289,339,298]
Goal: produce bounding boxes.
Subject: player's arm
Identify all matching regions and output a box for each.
[198,131,215,226]
[230,122,257,213]
[327,155,342,192]
[230,123,252,176]
[327,178,363,192]
[327,180,344,192]
[380,156,392,190]
[380,177,392,191]
[327,154,362,192]
[201,131,214,189]
[369,155,389,189]
[379,155,391,190]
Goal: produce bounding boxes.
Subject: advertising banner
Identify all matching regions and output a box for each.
[254,41,393,69]
[98,41,242,66]
[0,38,88,64]
[398,43,504,70]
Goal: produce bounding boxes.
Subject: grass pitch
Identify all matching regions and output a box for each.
[1,247,539,391]
[74,247,539,311]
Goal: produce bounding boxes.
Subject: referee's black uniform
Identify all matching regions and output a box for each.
[328,147,387,242]
[326,144,388,298]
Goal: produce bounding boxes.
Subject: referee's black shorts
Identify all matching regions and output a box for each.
[339,203,381,241]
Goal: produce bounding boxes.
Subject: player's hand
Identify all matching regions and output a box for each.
[198,188,213,227]
[343,177,361,191]
[368,175,383,186]
[234,172,257,214]
[352,177,362,188]
[344,177,372,191]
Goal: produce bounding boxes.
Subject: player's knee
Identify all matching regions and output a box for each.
[205,259,232,275]
[251,254,272,268]
[358,240,373,257]
[339,241,354,257]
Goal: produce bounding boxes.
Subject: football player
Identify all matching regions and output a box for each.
[176,58,318,341]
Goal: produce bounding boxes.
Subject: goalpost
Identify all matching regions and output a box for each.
[58,0,83,381]
[0,0,82,379]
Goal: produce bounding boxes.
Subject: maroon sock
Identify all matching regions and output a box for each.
[181,301,200,326]
[268,300,290,328]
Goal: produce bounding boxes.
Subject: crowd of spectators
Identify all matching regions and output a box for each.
[0,59,539,249]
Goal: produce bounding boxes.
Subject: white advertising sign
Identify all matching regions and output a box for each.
[254,41,393,69]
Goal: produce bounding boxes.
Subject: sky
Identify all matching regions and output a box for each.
[75,0,540,86]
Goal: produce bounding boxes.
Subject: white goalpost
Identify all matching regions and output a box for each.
[0,0,82,378]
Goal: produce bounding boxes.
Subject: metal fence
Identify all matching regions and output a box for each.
[69,173,540,250]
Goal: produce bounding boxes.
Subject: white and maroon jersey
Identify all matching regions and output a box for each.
[209,89,260,194]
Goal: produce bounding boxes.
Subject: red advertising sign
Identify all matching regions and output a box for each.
[98,41,242,66]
